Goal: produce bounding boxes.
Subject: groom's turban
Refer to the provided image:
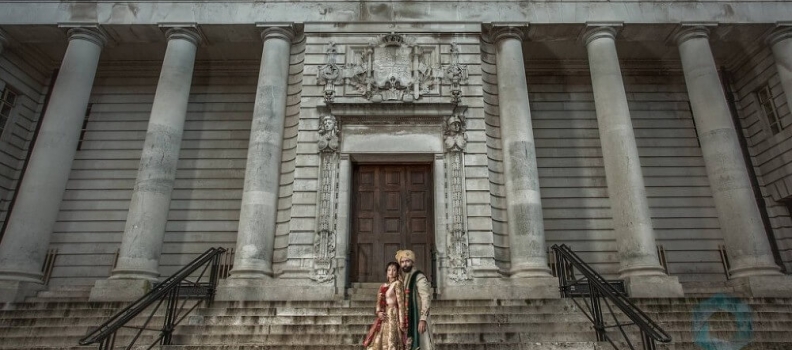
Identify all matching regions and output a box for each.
[395,250,416,262]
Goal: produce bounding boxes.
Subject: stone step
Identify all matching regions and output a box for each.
[23,297,92,303]
[161,343,604,350]
[665,343,792,350]
[0,334,155,348]
[0,301,128,310]
[10,342,605,350]
[0,315,167,327]
[171,332,600,344]
[180,322,596,334]
[189,313,592,326]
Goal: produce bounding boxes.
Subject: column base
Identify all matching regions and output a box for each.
[439,277,560,299]
[622,275,684,298]
[89,279,153,302]
[214,278,338,301]
[728,275,792,298]
[0,280,45,303]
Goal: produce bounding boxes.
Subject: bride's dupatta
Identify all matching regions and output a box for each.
[362,284,389,347]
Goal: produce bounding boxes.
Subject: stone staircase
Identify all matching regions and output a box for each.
[1,284,791,349]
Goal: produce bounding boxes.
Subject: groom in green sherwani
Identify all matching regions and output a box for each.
[396,250,434,350]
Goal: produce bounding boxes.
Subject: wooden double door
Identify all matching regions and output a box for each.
[351,164,434,283]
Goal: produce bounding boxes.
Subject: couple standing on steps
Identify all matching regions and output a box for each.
[363,249,434,350]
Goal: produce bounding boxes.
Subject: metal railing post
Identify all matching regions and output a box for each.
[556,249,567,297]
[642,330,656,350]
[589,281,606,342]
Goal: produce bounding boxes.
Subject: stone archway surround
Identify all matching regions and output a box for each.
[315,102,472,296]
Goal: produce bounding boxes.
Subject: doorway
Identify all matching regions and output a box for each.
[351,164,435,283]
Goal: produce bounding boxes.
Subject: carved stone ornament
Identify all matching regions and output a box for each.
[443,42,469,104]
[313,114,340,282]
[444,109,470,281]
[444,113,467,152]
[317,35,470,104]
[313,229,336,283]
[317,114,340,153]
[350,33,442,102]
[317,42,344,103]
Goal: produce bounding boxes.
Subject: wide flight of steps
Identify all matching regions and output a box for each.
[1,284,791,349]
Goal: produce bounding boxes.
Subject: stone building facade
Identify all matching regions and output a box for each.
[0,1,791,302]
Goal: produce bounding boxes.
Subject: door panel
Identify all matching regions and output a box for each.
[351,164,434,283]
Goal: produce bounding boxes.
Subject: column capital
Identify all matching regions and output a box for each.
[61,25,108,48]
[582,25,618,46]
[766,26,792,47]
[489,26,527,43]
[673,25,712,46]
[163,26,202,46]
[258,24,296,43]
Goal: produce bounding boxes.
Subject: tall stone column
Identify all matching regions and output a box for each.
[676,26,792,297]
[0,27,106,302]
[584,26,682,297]
[229,26,295,279]
[0,30,7,56]
[90,27,201,301]
[768,27,792,116]
[490,27,553,282]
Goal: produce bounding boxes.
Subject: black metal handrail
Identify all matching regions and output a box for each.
[551,244,671,350]
[79,247,226,349]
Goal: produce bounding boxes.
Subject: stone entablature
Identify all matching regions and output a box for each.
[0,2,791,25]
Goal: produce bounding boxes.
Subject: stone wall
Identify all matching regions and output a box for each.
[731,46,792,272]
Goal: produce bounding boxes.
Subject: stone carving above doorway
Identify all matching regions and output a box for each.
[316,33,468,104]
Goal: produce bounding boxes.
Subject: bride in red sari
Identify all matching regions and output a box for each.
[363,262,407,350]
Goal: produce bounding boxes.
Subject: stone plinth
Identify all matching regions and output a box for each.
[0,281,45,303]
[729,275,792,298]
[215,278,338,301]
[439,277,560,300]
[623,275,684,298]
[89,279,151,302]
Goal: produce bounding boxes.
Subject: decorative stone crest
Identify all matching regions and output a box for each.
[313,114,340,282]
[317,33,475,103]
[444,109,471,281]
